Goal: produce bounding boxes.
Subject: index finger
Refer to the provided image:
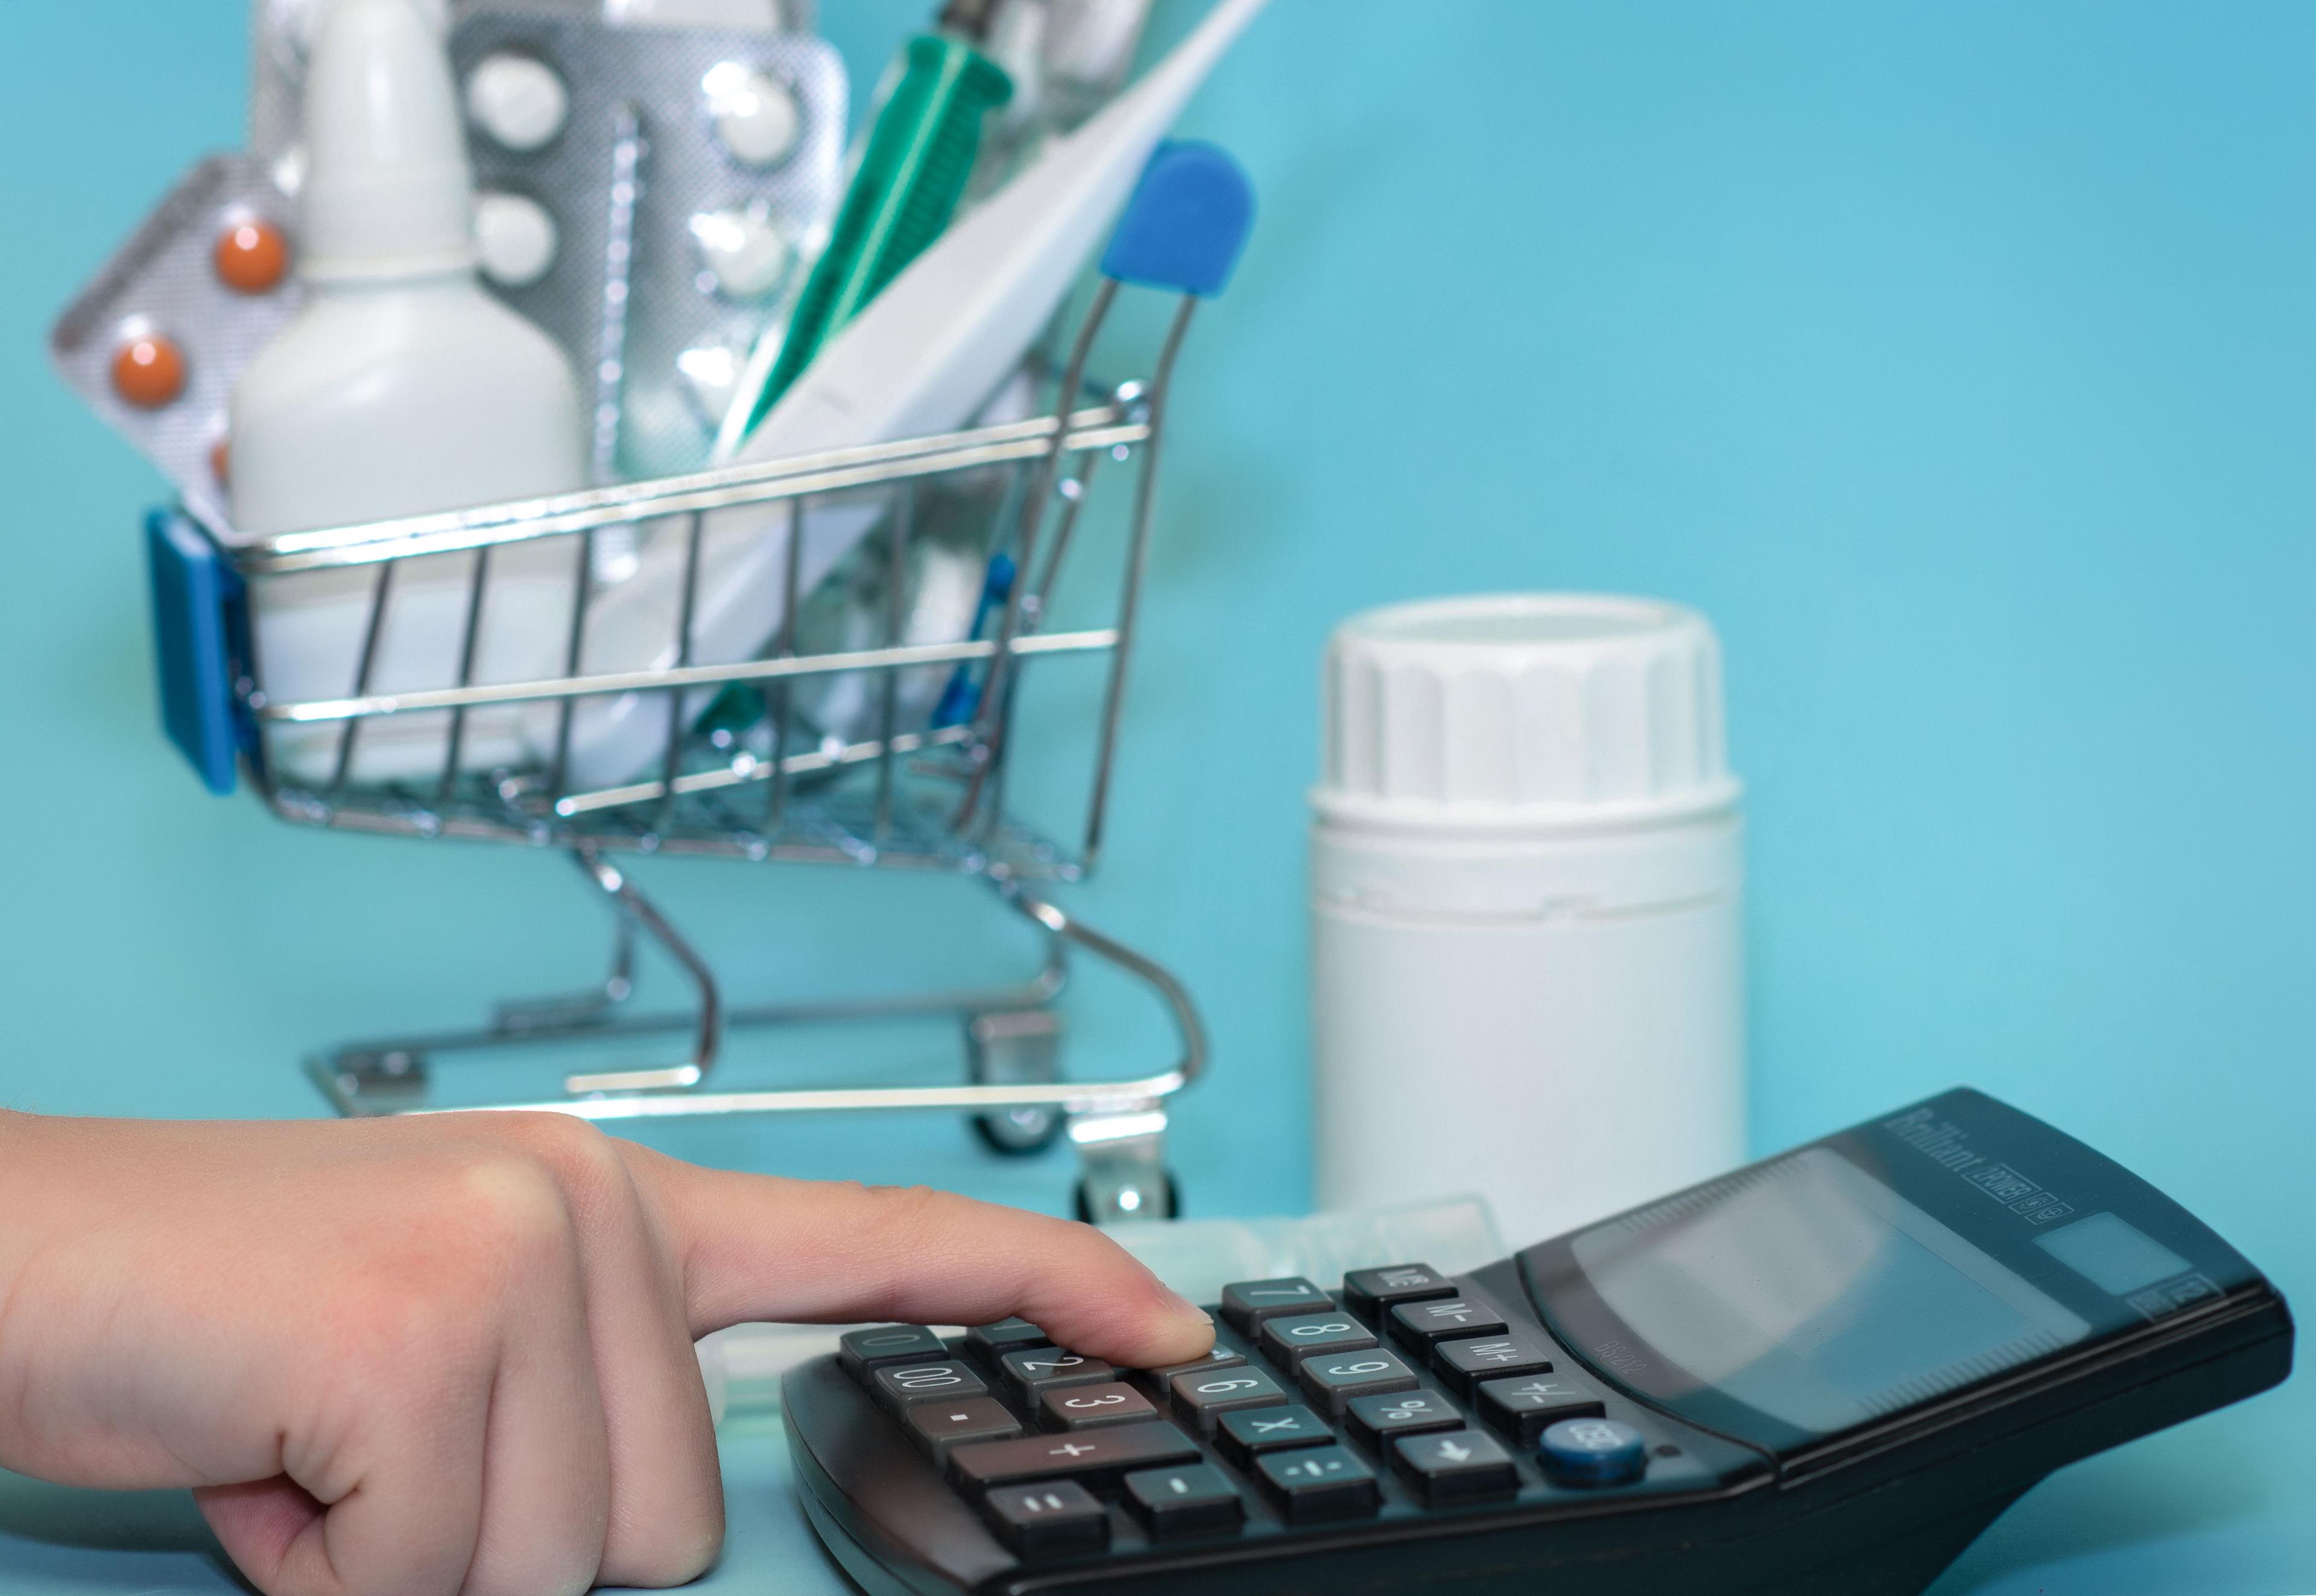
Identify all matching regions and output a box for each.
[627,1150,1216,1372]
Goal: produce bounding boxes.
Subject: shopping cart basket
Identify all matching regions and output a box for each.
[142,143,1256,1222]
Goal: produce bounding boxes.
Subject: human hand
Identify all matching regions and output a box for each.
[0,1110,1212,1596]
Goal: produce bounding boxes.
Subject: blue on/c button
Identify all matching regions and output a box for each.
[1538,1417,1648,1486]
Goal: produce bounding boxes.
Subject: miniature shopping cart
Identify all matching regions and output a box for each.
[142,145,1255,1223]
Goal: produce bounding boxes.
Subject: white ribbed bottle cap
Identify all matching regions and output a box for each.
[299,0,478,282]
[1316,594,1739,833]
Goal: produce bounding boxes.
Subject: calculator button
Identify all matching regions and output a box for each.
[1344,1389,1464,1448]
[1123,1463,1245,1538]
[1040,1381,1160,1431]
[951,1423,1201,1492]
[1341,1264,1458,1324]
[1258,1313,1378,1369]
[870,1360,989,1411]
[1474,1374,1608,1443]
[903,1396,1022,1457]
[1254,1444,1382,1522]
[1432,1330,1555,1396]
[1000,1348,1114,1404]
[1169,1366,1289,1431]
[1216,1404,1333,1464]
[1298,1349,1420,1416]
[1393,1429,1520,1503]
[839,1325,949,1382]
[1220,1278,1334,1333]
[1539,1417,1649,1487]
[982,1480,1110,1558]
[964,1318,1052,1364]
[1142,1345,1246,1384]
[1388,1296,1508,1349]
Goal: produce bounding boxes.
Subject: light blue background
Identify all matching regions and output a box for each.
[1,2,2309,1594]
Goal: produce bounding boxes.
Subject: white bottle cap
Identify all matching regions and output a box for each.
[1317,593,1739,833]
[299,0,479,282]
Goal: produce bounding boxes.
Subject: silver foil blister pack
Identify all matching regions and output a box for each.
[247,0,818,165]
[448,11,849,483]
[48,154,303,522]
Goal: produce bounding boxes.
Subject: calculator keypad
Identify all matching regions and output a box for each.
[835,1263,1670,1566]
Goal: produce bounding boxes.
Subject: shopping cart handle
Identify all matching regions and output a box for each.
[1099,140,1256,298]
[145,508,247,796]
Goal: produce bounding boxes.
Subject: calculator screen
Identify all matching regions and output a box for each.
[1569,1147,2092,1437]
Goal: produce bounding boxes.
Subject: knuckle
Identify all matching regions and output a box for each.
[451,1149,580,1282]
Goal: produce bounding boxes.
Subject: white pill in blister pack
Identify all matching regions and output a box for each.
[703,60,802,168]
[466,50,571,151]
[689,204,791,300]
[475,189,562,286]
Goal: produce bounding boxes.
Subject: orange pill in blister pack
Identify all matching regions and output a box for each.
[111,333,188,409]
[214,218,292,295]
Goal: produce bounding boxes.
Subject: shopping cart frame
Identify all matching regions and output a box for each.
[160,279,1210,1223]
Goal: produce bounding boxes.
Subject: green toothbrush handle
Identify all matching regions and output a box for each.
[742,34,1013,444]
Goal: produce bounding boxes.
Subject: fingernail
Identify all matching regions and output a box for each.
[1162,1287,1212,1325]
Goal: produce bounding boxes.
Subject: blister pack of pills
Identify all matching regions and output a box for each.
[48,154,302,520]
[248,0,816,169]
[449,11,849,482]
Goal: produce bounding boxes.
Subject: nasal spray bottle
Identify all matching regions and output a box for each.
[230,0,586,784]
[1311,596,1748,1245]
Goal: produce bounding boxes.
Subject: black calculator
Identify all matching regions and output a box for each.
[783,1090,2294,1595]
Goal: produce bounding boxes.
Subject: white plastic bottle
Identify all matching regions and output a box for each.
[1310,595,1748,1246]
[230,0,586,786]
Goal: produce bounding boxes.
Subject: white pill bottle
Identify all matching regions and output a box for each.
[1310,594,1747,1246]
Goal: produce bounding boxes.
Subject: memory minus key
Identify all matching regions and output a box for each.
[949,1422,1202,1492]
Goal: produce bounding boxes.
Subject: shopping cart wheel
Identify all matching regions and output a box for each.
[966,1008,1066,1155]
[1075,1172,1180,1226]
[973,1106,1066,1156]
